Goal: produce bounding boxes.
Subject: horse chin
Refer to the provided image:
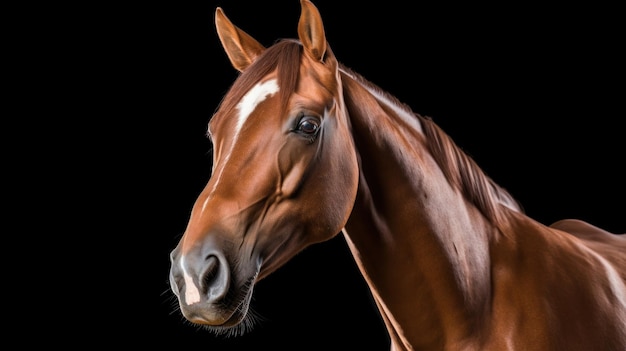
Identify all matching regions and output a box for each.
[203,298,257,337]
[200,279,260,337]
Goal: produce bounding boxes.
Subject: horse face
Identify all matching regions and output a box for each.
[169,3,359,332]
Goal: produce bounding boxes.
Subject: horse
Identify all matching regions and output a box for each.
[168,1,626,349]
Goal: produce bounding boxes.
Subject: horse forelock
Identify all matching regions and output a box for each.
[210,40,303,135]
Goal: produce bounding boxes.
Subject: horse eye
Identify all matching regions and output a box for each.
[297,117,320,135]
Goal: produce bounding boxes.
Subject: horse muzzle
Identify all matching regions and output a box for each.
[169,240,256,326]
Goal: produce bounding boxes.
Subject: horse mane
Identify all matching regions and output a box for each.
[419,116,523,222]
[215,38,522,225]
[338,64,523,225]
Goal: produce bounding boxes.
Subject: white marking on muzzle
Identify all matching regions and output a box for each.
[181,256,201,305]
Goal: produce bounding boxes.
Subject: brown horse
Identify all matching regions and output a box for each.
[169,1,626,349]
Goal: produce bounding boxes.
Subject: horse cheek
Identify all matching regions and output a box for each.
[315,122,359,239]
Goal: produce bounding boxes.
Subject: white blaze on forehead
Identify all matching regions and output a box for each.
[201,78,280,214]
[235,78,280,139]
[181,256,201,304]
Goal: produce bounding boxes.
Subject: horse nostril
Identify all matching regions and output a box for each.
[202,255,219,290]
[201,252,231,302]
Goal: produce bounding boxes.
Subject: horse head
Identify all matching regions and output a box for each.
[169,0,358,334]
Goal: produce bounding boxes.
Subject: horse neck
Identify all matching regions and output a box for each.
[339,68,498,349]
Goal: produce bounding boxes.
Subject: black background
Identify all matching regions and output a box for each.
[55,0,623,349]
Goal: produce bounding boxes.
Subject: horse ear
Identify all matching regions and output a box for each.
[215,7,265,72]
[297,0,327,62]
